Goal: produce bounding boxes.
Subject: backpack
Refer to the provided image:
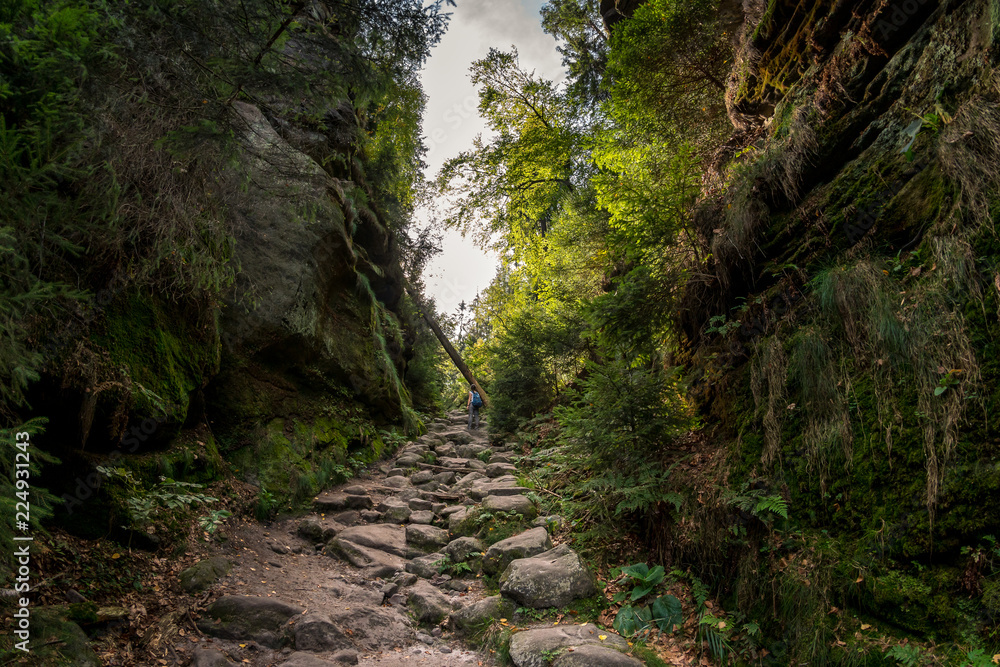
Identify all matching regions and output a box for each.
[471,391,483,408]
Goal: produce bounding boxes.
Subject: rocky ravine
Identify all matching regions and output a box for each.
[172,412,646,667]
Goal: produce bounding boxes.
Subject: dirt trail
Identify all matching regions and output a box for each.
[171,410,643,667]
[173,411,497,667]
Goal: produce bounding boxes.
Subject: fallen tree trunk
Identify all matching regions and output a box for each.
[405,285,491,409]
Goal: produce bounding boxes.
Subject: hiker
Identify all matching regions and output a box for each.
[467,384,483,430]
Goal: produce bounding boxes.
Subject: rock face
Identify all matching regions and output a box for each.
[179,556,231,592]
[508,624,631,667]
[197,596,304,648]
[500,545,597,608]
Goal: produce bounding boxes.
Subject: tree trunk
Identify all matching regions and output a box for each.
[405,286,491,408]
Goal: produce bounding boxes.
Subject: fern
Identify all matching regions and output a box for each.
[724,483,789,522]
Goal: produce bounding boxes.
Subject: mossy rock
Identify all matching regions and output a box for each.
[28,607,100,666]
[179,556,232,593]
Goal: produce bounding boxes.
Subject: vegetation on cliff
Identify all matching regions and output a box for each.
[0,0,457,573]
[439,0,1000,663]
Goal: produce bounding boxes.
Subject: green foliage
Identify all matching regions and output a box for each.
[604,0,731,146]
[554,355,693,469]
[198,509,232,538]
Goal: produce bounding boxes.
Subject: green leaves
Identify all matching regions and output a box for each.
[649,594,683,633]
[613,603,652,637]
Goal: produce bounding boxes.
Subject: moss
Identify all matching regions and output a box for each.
[93,291,220,426]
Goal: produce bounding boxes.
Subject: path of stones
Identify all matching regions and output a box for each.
[177,411,644,667]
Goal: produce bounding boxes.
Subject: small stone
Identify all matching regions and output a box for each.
[431,627,443,637]
[440,646,453,654]
[359,510,382,523]
[343,485,367,496]
[381,583,399,597]
[417,633,435,645]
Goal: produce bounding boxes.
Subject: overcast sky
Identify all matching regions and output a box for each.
[416,0,566,317]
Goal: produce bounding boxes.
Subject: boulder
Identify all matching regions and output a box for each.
[407,581,454,624]
[508,624,630,667]
[410,510,435,524]
[444,537,485,563]
[432,470,457,485]
[454,472,488,489]
[336,524,408,557]
[382,476,410,489]
[485,462,517,478]
[197,596,303,648]
[313,493,373,512]
[447,507,474,536]
[294,613,349,652]
[500,545,596,609]
[377,500,411,524]
[482,494,537,520]
[551,645,644,666]
[406,524,451,552]
[450,595,516,632]
[455,444,489,458]
[435,443,458,458]
[408,498,434,511]
[179,556,231,593]
[405,552,447,579]
[410,470,435,484]
[324,538,407,574]
[297,517,341,543]
[482,527,551,575]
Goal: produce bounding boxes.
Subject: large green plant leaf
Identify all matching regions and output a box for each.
[650,594,683,633]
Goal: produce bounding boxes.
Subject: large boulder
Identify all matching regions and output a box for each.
[500,545,597,609]
[197,596,304,648]
[179,556,231,592]
[508,624,630,667]
[482,527,552,575]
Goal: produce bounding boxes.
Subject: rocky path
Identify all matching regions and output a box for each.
[174,411,645,667]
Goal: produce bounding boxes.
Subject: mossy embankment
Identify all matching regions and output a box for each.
[666,0,1000,661]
